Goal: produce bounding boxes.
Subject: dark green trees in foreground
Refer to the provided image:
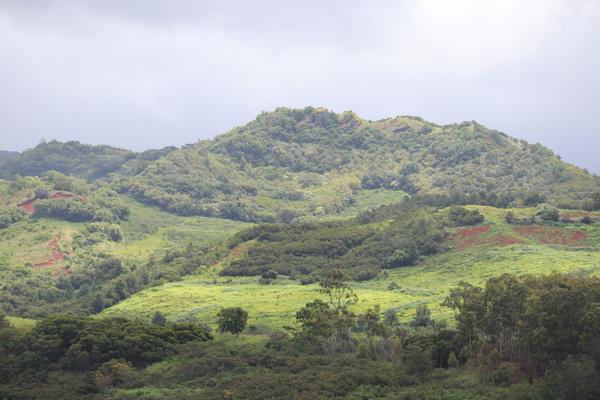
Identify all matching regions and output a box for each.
[2,272,600,399]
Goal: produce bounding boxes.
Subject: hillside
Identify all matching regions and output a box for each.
[111,107,600,221]
[0,150,18,162]
[103,204,600,328]
[0,140,137,180]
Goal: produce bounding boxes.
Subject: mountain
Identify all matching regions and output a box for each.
[111,107,600,221]
[0,140,136,180]
[0,150,18,162]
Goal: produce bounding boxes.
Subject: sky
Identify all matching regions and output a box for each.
[1,0,599,173]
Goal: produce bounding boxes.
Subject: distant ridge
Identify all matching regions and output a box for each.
[2,107,599,220]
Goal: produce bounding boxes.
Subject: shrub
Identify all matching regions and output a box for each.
[217,307,248,334]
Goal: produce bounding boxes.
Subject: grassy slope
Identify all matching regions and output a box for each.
[0,196,250,268]
[102,206,600,329]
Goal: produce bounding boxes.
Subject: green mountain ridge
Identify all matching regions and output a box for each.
[3,108,598,222]
[111,107,600,220]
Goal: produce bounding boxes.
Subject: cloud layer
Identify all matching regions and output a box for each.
[1,0,599,172]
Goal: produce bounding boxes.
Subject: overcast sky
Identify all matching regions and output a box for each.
[1,0,599,172]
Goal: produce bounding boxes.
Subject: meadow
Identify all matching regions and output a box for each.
[102,206,600,329]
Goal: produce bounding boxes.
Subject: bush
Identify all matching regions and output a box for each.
[535,204,560,222]
[86,222,123,242]
[0,207,25,229]
[492,363,513,386]
[447,206,484,226]
[217,307,248,334]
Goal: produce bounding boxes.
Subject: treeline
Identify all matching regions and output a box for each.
[0,314,211,383]
[0,140,135,180]
[444,273,600,381]
[221,206,483,281]
[33,197,129,223]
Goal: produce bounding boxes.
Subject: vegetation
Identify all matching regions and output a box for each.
[2,109,600,399]
[221,206,477,281]
[0,140,135,180]
[107,107,600,221]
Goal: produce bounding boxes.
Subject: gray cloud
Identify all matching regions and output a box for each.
[0,0,599,173]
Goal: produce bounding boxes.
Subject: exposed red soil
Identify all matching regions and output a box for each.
[51,191,78,200]
[513,226,587,246]
[19,199,35,214]
[453,225,524,250]
[18,191,81,214]
[33,251,65,269]
[455,225,491,237]
[32,233,67,270]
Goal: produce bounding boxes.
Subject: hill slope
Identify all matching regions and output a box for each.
[0,150,18,162]
[112,107,600,221]
[103,205,600,328]
[0,140,137,180]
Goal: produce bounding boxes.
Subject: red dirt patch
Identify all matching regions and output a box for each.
[229,241,252,258]
[513,226,587,246]
[19,199,35,214]
[33,251,65,270]
[453,225,524,250]
[32,233,67,270]
[17,191,82,214]
[455,225,491,237]
[51,191,77,200]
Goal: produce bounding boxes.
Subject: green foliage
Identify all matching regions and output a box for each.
[0,207,25,229]
[447,351,459,368]
[217,307,248,334]
[445,273,600,368]
[447,206,485,226]
[534,203,560,222]
[411,305,433,328]
[0,315,211,377]
[104,107,600,222]
[86,222,123,242]
[0,140,134,180]
[222,207,448,281]
[152,311,167,326]
[542,356,600,400]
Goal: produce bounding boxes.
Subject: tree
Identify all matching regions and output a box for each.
[152,311,167,326]
[593,192,600,211]
[535,204,560,222]
[482,274,527,359]
[91,295,105,314]
[35,188,50,199]
[443,281,484,355]
[217,307,248,334]
[94,359,134,391]
[383,309,399,328]
[411,305,432,328]
[320,269,358,312]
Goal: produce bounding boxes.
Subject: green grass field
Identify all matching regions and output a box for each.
[102,206,600,329]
